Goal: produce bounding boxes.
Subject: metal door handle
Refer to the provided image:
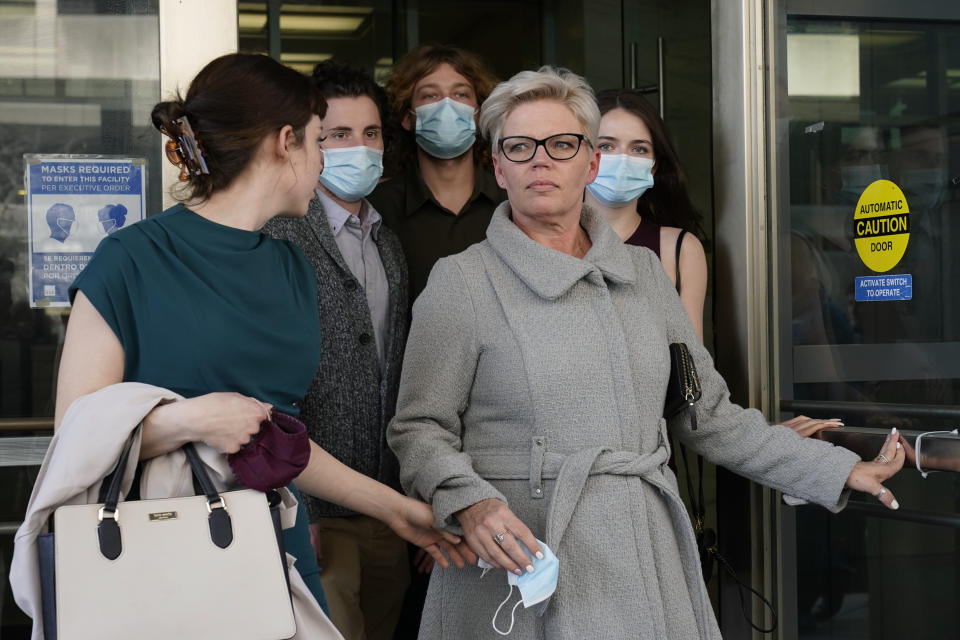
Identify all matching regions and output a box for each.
[656,37,664,117]
[629,37,665,118]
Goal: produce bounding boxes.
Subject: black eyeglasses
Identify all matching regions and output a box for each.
[497,133,586,162]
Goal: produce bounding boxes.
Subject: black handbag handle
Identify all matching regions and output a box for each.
[96,439,234,560]
[675,229,686,294]
[676,441,778,633]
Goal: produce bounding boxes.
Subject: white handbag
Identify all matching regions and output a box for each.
[37,442,296,640]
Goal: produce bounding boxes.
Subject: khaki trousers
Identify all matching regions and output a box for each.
[312,515,410,640]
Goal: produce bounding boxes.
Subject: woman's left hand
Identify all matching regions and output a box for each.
[844,427,905,510]
[388,496,476,570]
[781,415,843,438]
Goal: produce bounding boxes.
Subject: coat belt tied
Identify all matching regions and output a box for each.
[469,439,713,639]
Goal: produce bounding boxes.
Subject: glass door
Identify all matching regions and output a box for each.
[771,2,960,638]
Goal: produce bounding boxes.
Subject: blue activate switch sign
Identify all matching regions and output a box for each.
[855,274,912,302]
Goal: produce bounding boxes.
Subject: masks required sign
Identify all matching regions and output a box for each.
[25,155,146,308]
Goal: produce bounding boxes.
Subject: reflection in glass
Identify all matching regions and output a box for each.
[782,16,960,640]
[0,2,160,424]
[786,18,960,418]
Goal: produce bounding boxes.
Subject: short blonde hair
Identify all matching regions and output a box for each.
[478,66,600,156]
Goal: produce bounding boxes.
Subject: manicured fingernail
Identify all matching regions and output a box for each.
[897,442,902,449]
[891,500,900,510]
[514,568,522,576]
[525,565,535,574]
[535,551,544,560]
[891,427,898,435]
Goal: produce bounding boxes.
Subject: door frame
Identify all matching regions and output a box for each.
[713,1,960,637]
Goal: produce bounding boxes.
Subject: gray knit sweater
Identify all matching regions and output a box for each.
[263,196,408,519]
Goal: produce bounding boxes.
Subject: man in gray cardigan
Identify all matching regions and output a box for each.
[263,60,410,640]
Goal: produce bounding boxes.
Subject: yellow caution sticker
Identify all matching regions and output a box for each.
[853,179,910,273]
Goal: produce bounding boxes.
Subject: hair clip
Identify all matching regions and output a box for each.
[162,116,210,182]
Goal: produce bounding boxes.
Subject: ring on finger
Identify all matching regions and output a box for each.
[493,531,507,546]
[874,486,888,499]
[876,453,890,464]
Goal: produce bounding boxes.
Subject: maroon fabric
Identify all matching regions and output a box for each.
[227,411,311,492]
[624,216,661,258]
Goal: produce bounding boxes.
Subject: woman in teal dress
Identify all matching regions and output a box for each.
[53,53,468,617]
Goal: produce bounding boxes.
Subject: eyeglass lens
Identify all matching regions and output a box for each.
[500,134,583,162]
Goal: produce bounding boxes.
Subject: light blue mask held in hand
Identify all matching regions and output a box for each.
[478,539,559,636]
[414,97,477,159]
[319,146,384,202]
[587,154,655,206]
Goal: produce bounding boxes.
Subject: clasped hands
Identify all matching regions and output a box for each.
[147,393,475,570]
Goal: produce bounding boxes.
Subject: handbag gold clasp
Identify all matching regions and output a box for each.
[98,506,119,523]
[206,496,226,513]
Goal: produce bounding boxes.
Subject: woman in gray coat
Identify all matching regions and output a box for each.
[387,67,905,640]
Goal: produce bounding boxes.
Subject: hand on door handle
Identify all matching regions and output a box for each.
[844,427,906,510]
[780,415,844,438]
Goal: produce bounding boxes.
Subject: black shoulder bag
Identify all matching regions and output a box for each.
[664,230,778,634]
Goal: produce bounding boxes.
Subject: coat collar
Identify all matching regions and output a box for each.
[485,202,637,300]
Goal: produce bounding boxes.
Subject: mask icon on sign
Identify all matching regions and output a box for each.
[98,204,128,235]
[477,539,559,636]
[45,203,76,243]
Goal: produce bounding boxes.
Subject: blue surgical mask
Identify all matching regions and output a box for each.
[414,97,477,159]
[319,146,384,202]
[478,539,559,636]
[901,167,947,210]
[587,154,655,206]
[839,164,884,202]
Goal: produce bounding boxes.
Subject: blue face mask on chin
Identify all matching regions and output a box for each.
[477,539,559,636]
[319,146,384,202]
[587,154,655,206]
[414,97,477,160]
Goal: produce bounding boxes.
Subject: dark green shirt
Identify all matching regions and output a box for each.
[69,204,320,416]
[368,164,504,302]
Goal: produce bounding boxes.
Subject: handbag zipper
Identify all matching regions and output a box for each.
[678,346,701,430]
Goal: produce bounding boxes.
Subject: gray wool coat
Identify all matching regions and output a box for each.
[264,196,408,519]
[387,202,860,640]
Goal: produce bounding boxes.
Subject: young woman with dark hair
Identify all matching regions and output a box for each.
[54,52,467,633]
[585,88,709,340]
[586,88,842,438]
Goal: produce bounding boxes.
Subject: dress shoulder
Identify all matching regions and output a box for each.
[68,230,140,346]
[266,232,317,301]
